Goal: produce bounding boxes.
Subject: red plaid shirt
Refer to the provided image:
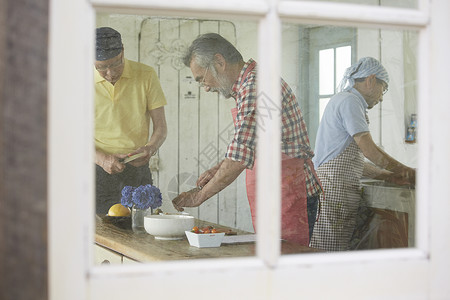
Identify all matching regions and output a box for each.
[226,59,321,196]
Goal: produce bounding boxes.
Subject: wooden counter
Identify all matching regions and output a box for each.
[95,216,320,262]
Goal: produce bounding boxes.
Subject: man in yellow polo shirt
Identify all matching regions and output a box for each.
[94,27,167,215]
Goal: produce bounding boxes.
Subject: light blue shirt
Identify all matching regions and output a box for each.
[313,88,369,168]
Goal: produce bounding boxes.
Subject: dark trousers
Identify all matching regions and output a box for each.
[307,195,319,240]
[95,164,152,215]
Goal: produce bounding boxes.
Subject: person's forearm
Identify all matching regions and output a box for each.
[363,161,391,179]
[354,132,408,171]
[197,158,246,203]
[196,160,225,188]
[145,125,167,155]
[146,107,167,156]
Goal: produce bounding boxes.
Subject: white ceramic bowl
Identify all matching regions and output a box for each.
[144,214,194,240]
[185,231,225,248]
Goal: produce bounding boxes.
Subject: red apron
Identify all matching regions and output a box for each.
[231,108,309,246]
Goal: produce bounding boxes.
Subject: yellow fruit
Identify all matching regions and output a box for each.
[108,204,131,217]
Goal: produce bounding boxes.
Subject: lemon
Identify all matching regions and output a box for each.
[108,203,131,217]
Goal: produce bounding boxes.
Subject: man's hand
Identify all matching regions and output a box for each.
[97,153,127,174]
[125,145,154,167]
[196,162,222,188]
[395,167,416,186]
[355,132,416,186]
[173,159,246,212]
[172,187,203,212]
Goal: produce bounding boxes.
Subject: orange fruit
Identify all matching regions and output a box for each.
[108,203,131,217]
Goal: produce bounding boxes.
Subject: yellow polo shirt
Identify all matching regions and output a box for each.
[94,59,167,154]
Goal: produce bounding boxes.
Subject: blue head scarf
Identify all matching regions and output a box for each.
[338,57,389,92]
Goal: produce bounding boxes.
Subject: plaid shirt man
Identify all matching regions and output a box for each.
[226,59,322,197]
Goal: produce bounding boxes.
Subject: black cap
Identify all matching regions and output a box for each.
[96,27,123,61]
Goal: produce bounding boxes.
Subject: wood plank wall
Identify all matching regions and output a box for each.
[0,0,49,299]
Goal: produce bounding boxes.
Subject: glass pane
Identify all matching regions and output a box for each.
[282,23,418,253]
[94,13,261,263]
[281,0,418,9]
[336,46,352,92]
[319,49,334,95]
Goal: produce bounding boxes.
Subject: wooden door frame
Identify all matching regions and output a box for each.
[0,0,49,299]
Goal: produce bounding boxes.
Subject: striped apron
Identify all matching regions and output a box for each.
[310,141,364,251]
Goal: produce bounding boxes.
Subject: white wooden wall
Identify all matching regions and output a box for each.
[96,15,254,231]
[358,28,418,168]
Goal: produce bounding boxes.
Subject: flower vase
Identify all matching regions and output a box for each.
[131,205,148,233]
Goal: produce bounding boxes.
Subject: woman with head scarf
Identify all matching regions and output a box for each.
[310,57,415,251]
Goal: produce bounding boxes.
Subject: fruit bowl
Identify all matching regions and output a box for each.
[144,214,194,240]
[185,231,225,248]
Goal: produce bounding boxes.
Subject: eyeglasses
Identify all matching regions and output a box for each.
[377,79,389,95]
[198,66,209,87]
[95,54,124,72]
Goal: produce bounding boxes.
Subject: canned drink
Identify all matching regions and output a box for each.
[406,126,415,143]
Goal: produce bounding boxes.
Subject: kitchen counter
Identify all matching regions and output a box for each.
[361,179,415,213]
[95,216,321,262]
[359,179,416,248]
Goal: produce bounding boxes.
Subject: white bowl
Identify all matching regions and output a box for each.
[185,231,225,248]
[144,214,194,240]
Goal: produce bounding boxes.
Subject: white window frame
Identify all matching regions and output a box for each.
[48,0,450,299]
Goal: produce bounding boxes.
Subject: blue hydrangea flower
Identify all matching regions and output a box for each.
[147,185,162,209]
[120,186,135,207]
[121,184,162,210]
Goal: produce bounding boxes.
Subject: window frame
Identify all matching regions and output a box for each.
[48,0,450,299]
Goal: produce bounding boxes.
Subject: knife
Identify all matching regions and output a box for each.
[121,152,146,164]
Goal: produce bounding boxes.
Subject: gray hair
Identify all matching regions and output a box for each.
[182,33,243,68]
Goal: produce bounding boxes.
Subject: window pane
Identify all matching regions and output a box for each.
[336,46,352,92]
[319,49,334,95]
[282,23,418,254]
[94,13,261,263]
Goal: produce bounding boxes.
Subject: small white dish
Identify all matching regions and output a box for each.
[185,231,225,248]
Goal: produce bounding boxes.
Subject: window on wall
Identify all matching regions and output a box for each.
[318,45,352,120]
[295,26,356,148]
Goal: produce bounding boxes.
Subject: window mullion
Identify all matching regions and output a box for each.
[256,5,282,268]
[279,1,428,29]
